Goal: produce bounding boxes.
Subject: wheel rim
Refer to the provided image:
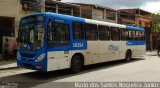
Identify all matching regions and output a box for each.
[126,51,131,61]
[75,58,81,70]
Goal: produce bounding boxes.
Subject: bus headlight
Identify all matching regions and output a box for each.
[17,52,21,60]
[35,53,46,62]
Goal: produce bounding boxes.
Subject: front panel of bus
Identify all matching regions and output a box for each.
[17,14,47,72]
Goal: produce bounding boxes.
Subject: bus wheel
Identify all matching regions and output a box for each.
[125,50,132,61]
[71,55,82,73]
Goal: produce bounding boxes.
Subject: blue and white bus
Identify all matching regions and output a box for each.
[17,12,146,73]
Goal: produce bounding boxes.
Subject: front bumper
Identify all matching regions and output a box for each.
[17,59,47,72]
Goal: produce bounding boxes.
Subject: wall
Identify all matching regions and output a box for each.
[136,16,151,27]
[92,8,104,21]
[0,0,37,54]
[0,0,21,38]
[80,4,92,19]
[77,4,117,23]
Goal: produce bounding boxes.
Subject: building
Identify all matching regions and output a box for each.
[0,0,116,54]
[0,0,42,54]
[0,0,20,54]
[118,8,153,50]
[73,3,118,23]
[118,8,152,28]
[118,10,136,26]
[45,1,118,23]
[45,0,81,17]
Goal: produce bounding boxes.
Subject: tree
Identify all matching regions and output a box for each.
[151,13,160,32]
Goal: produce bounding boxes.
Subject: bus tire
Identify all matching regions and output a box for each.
[125,50,132,61]
[70,55,82,73]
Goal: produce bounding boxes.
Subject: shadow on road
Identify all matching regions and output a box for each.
[0,58,145,88]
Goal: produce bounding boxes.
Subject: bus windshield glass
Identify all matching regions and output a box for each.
[19,15,45,51]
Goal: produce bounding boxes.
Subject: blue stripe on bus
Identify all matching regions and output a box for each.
[47,40,87,51]
[22,12,85,23]
[46,12,85,23]
[127,41,145,46]
[126,26,144,31]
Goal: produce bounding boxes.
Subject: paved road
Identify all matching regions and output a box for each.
[0,55,159,88]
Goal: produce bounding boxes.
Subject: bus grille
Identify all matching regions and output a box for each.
[23,63,32,68]
[20,53,36,58]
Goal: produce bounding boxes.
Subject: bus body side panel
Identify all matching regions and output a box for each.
[45,14,72,71]
[84,41,99,65]
[126,40,146,57]
[121,41,128,59]
[136,42,146,56]
[84,19,126,64]
[47,50,86,71]
[85,41,126,65]
[98,41,125,63]
[126,26,146,57]
[47,51,70,71]
[46,13,87,71]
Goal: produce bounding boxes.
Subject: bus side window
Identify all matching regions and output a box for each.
[129,30,136,40]
[135,31,138,40]
[141,31,145,40]
[47,21,52,41]
[136,31,141,40]
[72,22,84,40]
[111,27,120,41]
[135,31,144,41]
[48,22,70,47]
[98,25,110,40]
[121,28,128,41]
[85,23,97,40]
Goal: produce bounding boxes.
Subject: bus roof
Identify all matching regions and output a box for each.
[21,12,143,30]
[45,12,85,23]
[21,12,85,23]
[85,19,126,28]
[126,26,144,31]
[22,12,125,28]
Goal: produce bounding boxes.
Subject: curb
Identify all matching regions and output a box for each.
[146,54,157,56]
[0,66,18,71]
[0,59,17,70]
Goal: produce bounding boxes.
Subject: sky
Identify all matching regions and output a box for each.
[62,0,160,13]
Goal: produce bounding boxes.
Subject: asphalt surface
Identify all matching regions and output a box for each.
[0,55,159,88]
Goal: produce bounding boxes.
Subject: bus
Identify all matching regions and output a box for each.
[17,12,146,73]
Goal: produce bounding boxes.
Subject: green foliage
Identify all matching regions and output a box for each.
[151,13,160,32]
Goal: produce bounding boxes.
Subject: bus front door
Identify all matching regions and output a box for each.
[47,19,71,71]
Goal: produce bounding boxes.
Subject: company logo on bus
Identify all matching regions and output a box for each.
[108,45,119,51]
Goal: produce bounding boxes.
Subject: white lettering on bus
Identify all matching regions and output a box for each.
[73,43,84,48]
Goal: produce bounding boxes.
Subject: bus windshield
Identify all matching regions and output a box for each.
[19,15,45,51]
